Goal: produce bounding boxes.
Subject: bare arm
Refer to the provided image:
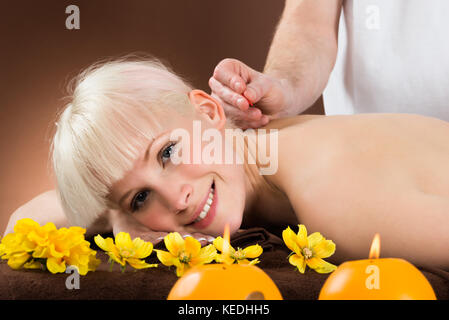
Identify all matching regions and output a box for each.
[3,190,214,245]
[264,0,343,114]
[3,189,111,237]
[209,0,343,128]
[3,190,70,236]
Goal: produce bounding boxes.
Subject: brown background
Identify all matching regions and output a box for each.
[0,0,323,235]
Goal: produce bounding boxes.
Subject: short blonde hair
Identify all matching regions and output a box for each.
[51,54,193,227]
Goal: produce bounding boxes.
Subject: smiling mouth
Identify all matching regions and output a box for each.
[187,181,215,226]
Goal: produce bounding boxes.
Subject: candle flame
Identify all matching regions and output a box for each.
[368,233,381,259]
[222,223,230,258]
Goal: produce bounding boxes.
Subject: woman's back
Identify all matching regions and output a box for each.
[266,113,449,267]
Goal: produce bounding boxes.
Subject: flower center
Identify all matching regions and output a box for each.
[302,247,313,259]
[232,248,245,260]
[120,249,133,258]
[179,251,191,263]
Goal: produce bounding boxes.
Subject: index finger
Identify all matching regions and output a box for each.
[213,59,249,94]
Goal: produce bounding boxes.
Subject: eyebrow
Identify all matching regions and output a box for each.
[117,131,169,209]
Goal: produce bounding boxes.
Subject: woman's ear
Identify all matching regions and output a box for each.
[189,89,226,130]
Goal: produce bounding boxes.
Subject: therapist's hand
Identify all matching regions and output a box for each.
[209,58,295,129]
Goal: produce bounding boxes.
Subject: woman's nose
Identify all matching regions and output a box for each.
[174,184,193,212]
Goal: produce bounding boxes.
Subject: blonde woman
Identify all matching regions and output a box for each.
[4,56,449,269]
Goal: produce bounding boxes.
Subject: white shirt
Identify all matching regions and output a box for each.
[323,0,449,121]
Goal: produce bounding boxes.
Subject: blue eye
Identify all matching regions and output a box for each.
[130,190,149,212]
[161,142,176,164]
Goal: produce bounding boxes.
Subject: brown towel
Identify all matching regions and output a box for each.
[0,228,448,300]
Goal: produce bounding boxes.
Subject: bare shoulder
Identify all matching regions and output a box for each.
[263,114,325,131]
[269,112,449,216]
[3,190,68,236]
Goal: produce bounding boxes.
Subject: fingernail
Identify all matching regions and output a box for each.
[156,236,165,241]
[250,108,261,119]
[245,88,256,102]
[235,82,242,91]
[182,234,192,238]
[263,116,269,125]
[197,237,206,242]
[207,237,216,243]
[236,98,245,107]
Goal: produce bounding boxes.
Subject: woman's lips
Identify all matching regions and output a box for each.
[189,182,217,230]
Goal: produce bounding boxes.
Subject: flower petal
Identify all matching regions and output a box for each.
[46,257,66,274]
[49,243,64,258]
[282,226,300,253]
[133,238,153,259]
[242,244,263,259]
[297,224,308,248]
[76,264,89,276]
[13,218,40,234]
[312,239,336,259]
[23,260,42,269]
[127,258,158,269]
[184,236,201,256]
[7,252,30,269]
[176,262,186,277]
[164,232,184,256]
[190,244,217,265]
[32,246,48,258]
[42,222,57,233]
[306,257,337,273]
[212,236,224,252]
[155,249,176,266]
[94,235,112,252]
[249,258,260,265]
[289,253,306,273]
[214,253,223,263]
[88,255,101,271]
[108,252,126,266]
[115,232,132,250]
[307,232,324,248]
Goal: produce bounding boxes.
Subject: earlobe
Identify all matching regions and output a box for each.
[189,89,226,130]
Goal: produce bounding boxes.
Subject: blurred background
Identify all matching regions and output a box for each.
[0,0,323,234]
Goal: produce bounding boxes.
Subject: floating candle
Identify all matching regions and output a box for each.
[319,233,436,300]
[167,224,282,300]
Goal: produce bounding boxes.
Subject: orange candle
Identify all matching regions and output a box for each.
[167,224,283,300]
[319,234,436,300]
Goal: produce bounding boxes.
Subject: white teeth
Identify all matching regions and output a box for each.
[194,188,215,223]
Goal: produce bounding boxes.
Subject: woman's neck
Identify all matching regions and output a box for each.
[236,127,297,235]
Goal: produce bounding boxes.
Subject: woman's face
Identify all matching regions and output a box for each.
[108,90,248,236]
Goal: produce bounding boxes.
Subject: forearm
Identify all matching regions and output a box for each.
[3,189,112,237]
[264,0,342,114]
[3,190,69,236]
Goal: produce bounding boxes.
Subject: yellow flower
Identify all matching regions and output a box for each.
[45,226,100,275]
[282,224,337,274]
[0,219,100,275]
[213,236,263,265]
[156,232,217,277]
[0,218,56,270]
[0,232,31,269]
[94,232,157,271]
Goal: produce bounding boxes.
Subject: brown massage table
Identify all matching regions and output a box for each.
[1,228,448,300]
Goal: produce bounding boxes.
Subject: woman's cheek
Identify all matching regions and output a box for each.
[135,211,175,232]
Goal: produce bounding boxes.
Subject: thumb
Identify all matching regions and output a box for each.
[243,73,273,105]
